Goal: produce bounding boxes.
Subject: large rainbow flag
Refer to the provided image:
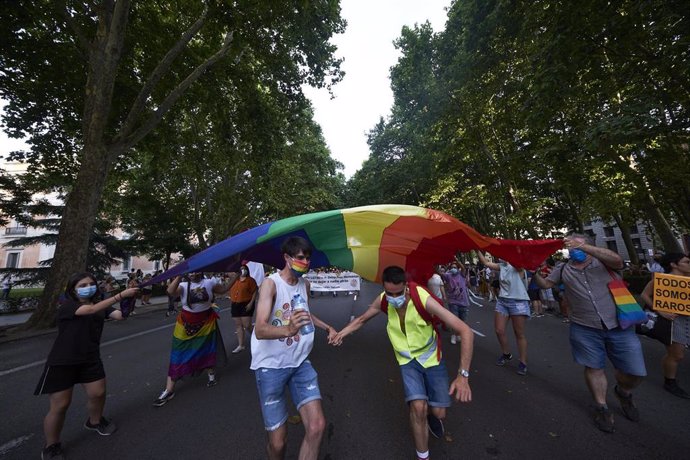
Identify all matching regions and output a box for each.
[149,204,563,284]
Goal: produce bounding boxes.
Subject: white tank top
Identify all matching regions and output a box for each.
[250,272,314,370]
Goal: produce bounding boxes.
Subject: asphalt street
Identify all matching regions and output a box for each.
[1,281,689,459]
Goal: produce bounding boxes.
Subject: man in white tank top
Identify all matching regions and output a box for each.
[251,236,338,460]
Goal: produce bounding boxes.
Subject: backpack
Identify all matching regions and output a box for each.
[380,282,445,361]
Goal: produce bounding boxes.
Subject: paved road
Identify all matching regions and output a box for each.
[1,282,689,459]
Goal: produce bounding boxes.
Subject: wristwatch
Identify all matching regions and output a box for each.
[458,368,470,378]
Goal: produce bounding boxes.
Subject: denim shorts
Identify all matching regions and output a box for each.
[569,322,647,376]
[449,302,469,322]
[254,360,322,431]
[400,359,452,407]
[495,298,530,317]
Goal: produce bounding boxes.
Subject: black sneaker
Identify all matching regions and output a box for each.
[41,443,64,459]
[495,353,513,366]
[614,385,640,422]
[593,406,615,433]
[427,414,444,439]
[207,377,218,387]
[664,381,690,399]
[84,416,117,435]
[153,390,175,407]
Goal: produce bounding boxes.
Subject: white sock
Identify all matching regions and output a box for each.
[208,373,216,381]
[416,450,429,459]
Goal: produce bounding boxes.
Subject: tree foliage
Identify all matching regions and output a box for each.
[0,0,346,328]
[349,0,689,248]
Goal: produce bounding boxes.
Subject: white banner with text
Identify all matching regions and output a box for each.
[304,272,361,292]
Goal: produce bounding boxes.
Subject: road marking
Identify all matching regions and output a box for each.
[0,307,231,378]
[469,297,483,307]
[471,328,486,337]
[0,434,33,455]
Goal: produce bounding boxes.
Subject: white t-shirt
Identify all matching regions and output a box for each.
[250,273,314,370]
[427,274,444,299]
[247,261,265,287]
[179,279,218,313]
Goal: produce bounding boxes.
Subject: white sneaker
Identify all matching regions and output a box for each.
[232,345,245,354]
[450,335,457,345]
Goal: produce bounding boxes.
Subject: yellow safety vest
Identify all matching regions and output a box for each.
[383,287,441,368]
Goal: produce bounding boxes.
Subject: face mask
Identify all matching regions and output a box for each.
[290,257,310,278]
[450,268,459,275]
[570,248,587,263]
[386,294,407,309]
[189,273,203,283]
[77,285,97,299]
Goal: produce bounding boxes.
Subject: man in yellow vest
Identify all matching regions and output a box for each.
[332,266,473,460]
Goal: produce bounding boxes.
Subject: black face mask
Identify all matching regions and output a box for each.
[189,274,203,283]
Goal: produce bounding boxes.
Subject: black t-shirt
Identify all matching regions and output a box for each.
[46,297,115,365]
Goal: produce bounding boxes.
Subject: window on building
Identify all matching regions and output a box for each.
[6,252,20,268]
[604,226,615,237]
[585,229,596,239]
[629,224,639,235]
[122,256,131,271]
[154,260,161,271]
[606,240,618,252]
[632,238,643,251]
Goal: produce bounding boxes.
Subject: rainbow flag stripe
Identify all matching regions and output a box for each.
[152,205,563,283]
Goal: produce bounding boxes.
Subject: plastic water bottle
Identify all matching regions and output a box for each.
[640,311,657,332]
[291,293,314,335]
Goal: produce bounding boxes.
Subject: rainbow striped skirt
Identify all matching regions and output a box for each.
[168,308,225,380]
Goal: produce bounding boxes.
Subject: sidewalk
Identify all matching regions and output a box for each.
[0,295,171,343]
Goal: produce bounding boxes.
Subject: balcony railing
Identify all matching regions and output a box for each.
[5,227,28,235]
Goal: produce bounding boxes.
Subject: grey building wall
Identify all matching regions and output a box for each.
[583,219,655,263]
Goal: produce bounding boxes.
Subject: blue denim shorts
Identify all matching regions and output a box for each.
[400,359,452,407]
[569,322,647,376]
[495,298,530,317]
[254,360,322,431]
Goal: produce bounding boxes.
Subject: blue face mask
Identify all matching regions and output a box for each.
[450,268,459,275]
[386,294,407,309]
[570,248,587,263]
[77,285,97,299]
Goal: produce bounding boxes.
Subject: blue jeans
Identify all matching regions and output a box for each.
[254,360,322,431]
[400,359,452,407]
[449,302,469,322]
[569,322,647,376]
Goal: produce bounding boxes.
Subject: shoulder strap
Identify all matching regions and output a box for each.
[380,294,388,314]
[407,282,433,323]
[408,282,443,362]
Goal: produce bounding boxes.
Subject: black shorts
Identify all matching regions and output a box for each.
[34,360,105,395]
[528,289,541,301]
[231,301,253,318]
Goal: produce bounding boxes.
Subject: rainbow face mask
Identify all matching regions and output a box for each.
[289,257,310,278]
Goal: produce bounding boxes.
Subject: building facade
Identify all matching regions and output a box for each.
[583,219,655,263]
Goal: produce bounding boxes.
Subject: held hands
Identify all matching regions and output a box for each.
[330,330,346,346]
[326,327,339,345]
[449,376,472,403]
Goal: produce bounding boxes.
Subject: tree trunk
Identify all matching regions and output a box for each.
[613,214,639,266]
[640,194,683,253]
[23,2,131,330]
[24,146,114,329]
